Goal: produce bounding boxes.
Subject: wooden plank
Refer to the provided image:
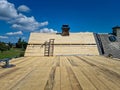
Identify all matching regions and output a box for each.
[11,67,51,90]
[0,56,120,90]
[73,67,97,90]
[53,67,60,90]
[60,67,72,90]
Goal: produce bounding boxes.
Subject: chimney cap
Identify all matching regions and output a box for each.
[62,24,70,29]
[62,24,69,27]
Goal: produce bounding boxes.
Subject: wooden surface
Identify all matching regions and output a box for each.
[25,32,99,56]
[0,56,120,90]
[28,32,96,44]
[25,45,99,56]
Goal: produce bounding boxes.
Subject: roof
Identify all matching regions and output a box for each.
[28,32,96,44]
[112,26,120,29]
[0,56,120,89]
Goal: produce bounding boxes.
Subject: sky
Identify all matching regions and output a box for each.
[0,0,120,43]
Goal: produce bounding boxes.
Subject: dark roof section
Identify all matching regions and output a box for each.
[112,26,120,29]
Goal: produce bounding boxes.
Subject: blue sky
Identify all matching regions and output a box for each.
[0,0,120,43]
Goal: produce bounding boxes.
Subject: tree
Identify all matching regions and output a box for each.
[16,38,27,49]
[16,38,22,48]
[0,42,10,53]
[8,42,13,48]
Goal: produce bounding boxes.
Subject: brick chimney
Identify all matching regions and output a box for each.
[61,25,70,36]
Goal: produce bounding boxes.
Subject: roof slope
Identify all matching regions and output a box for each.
[25,32,99,56]
[28,32,96,44]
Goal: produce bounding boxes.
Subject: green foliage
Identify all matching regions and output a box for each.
[19,51,25,57]
[16,38,27,49]
[0,42,10,53]
[0,48,24,59]
[8,42,13,48]
[0,38,27,59]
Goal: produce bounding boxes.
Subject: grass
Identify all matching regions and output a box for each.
[0,48,25,59]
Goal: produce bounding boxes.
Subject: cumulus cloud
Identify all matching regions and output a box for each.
[18,5,30,12]
[0,0,17,20]
[6,31,23,35]
[39,21,48,27]
[0,0,48,31]
[0,36,8,39]
[9,14,48,31]
[22,36,26,40]
[40,28,57,33]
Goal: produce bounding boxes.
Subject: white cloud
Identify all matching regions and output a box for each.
[9,14,48,31]
[6,31,23,35]
[0,36,8,39]
[22,36,26,40]
[39,21,48,27]
[0,0,48,31]
[0,0,17,20]
[18,5,30,12]
[40,28,57,33]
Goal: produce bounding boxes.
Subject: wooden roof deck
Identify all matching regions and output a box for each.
[0,56,120,90]
[28,32,96,44]
[25,32,99,56]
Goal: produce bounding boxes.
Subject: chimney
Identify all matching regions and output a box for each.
[61,25,70,36]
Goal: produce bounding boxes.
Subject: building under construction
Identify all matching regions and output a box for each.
[25,25,120,58]
[0,25,120,90]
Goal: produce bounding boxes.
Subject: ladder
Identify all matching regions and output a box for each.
[49,39,55,56]
[44,39,55,56]
[44,41,50,56]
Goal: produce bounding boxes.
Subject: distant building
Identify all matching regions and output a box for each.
[25,25,99,56]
